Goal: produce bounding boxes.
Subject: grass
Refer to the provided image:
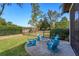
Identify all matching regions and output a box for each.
[0,31,49,56]
[0,34,35,56]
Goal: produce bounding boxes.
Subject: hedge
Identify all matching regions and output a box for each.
[0,26,22,36]
[50,28,69,41]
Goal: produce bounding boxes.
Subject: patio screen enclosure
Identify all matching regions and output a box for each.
[70,3,79,55]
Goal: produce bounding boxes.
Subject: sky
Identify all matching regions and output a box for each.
[1,3,69,27]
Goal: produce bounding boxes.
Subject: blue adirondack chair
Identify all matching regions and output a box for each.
[51,34,56,39]
[47,35,60,50]
[26,39,36,47]
[37,34,41,41]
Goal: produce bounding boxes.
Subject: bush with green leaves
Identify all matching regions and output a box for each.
[0,26,22,36]
[50,29,69,41]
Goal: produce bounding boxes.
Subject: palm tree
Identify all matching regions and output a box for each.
[28,3,42,31]
[47,10,60,29]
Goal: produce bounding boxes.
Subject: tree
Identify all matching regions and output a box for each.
[60,16,69,29]
[61,17,68,22]
[29,3,42,27]
[0,17,6,25]
[40,16,50,30]
[28,19,34,26]
[56,16,69,29]
[6,21,17,27]
[7,22,13,25]
[47,10,60,29]
[0,4,6,16]
[28,3,42,31]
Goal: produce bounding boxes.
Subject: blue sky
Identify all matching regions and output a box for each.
[1,3,69,27]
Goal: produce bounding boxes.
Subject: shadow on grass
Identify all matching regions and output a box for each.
[0,43,30,56]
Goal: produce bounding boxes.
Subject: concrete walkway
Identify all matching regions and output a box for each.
[25,39,75,56]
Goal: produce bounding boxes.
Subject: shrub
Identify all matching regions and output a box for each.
[0,26,22,36]
[50,28,69,41]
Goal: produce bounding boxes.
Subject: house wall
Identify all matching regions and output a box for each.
[70,4,79,55]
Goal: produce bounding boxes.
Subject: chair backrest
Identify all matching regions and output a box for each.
[37,34,41,41]
[50,35,59,46]
[53,35,60,46]
[54,35,60,40]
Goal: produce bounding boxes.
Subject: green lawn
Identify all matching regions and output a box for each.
[0,34,35,56]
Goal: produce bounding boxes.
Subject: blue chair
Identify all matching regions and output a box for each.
[37,34,41,41]
[47,35,60,50]
[51,34,56,39]
[26,39,36,47]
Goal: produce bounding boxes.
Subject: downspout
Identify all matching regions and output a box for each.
[69,3,74,44]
